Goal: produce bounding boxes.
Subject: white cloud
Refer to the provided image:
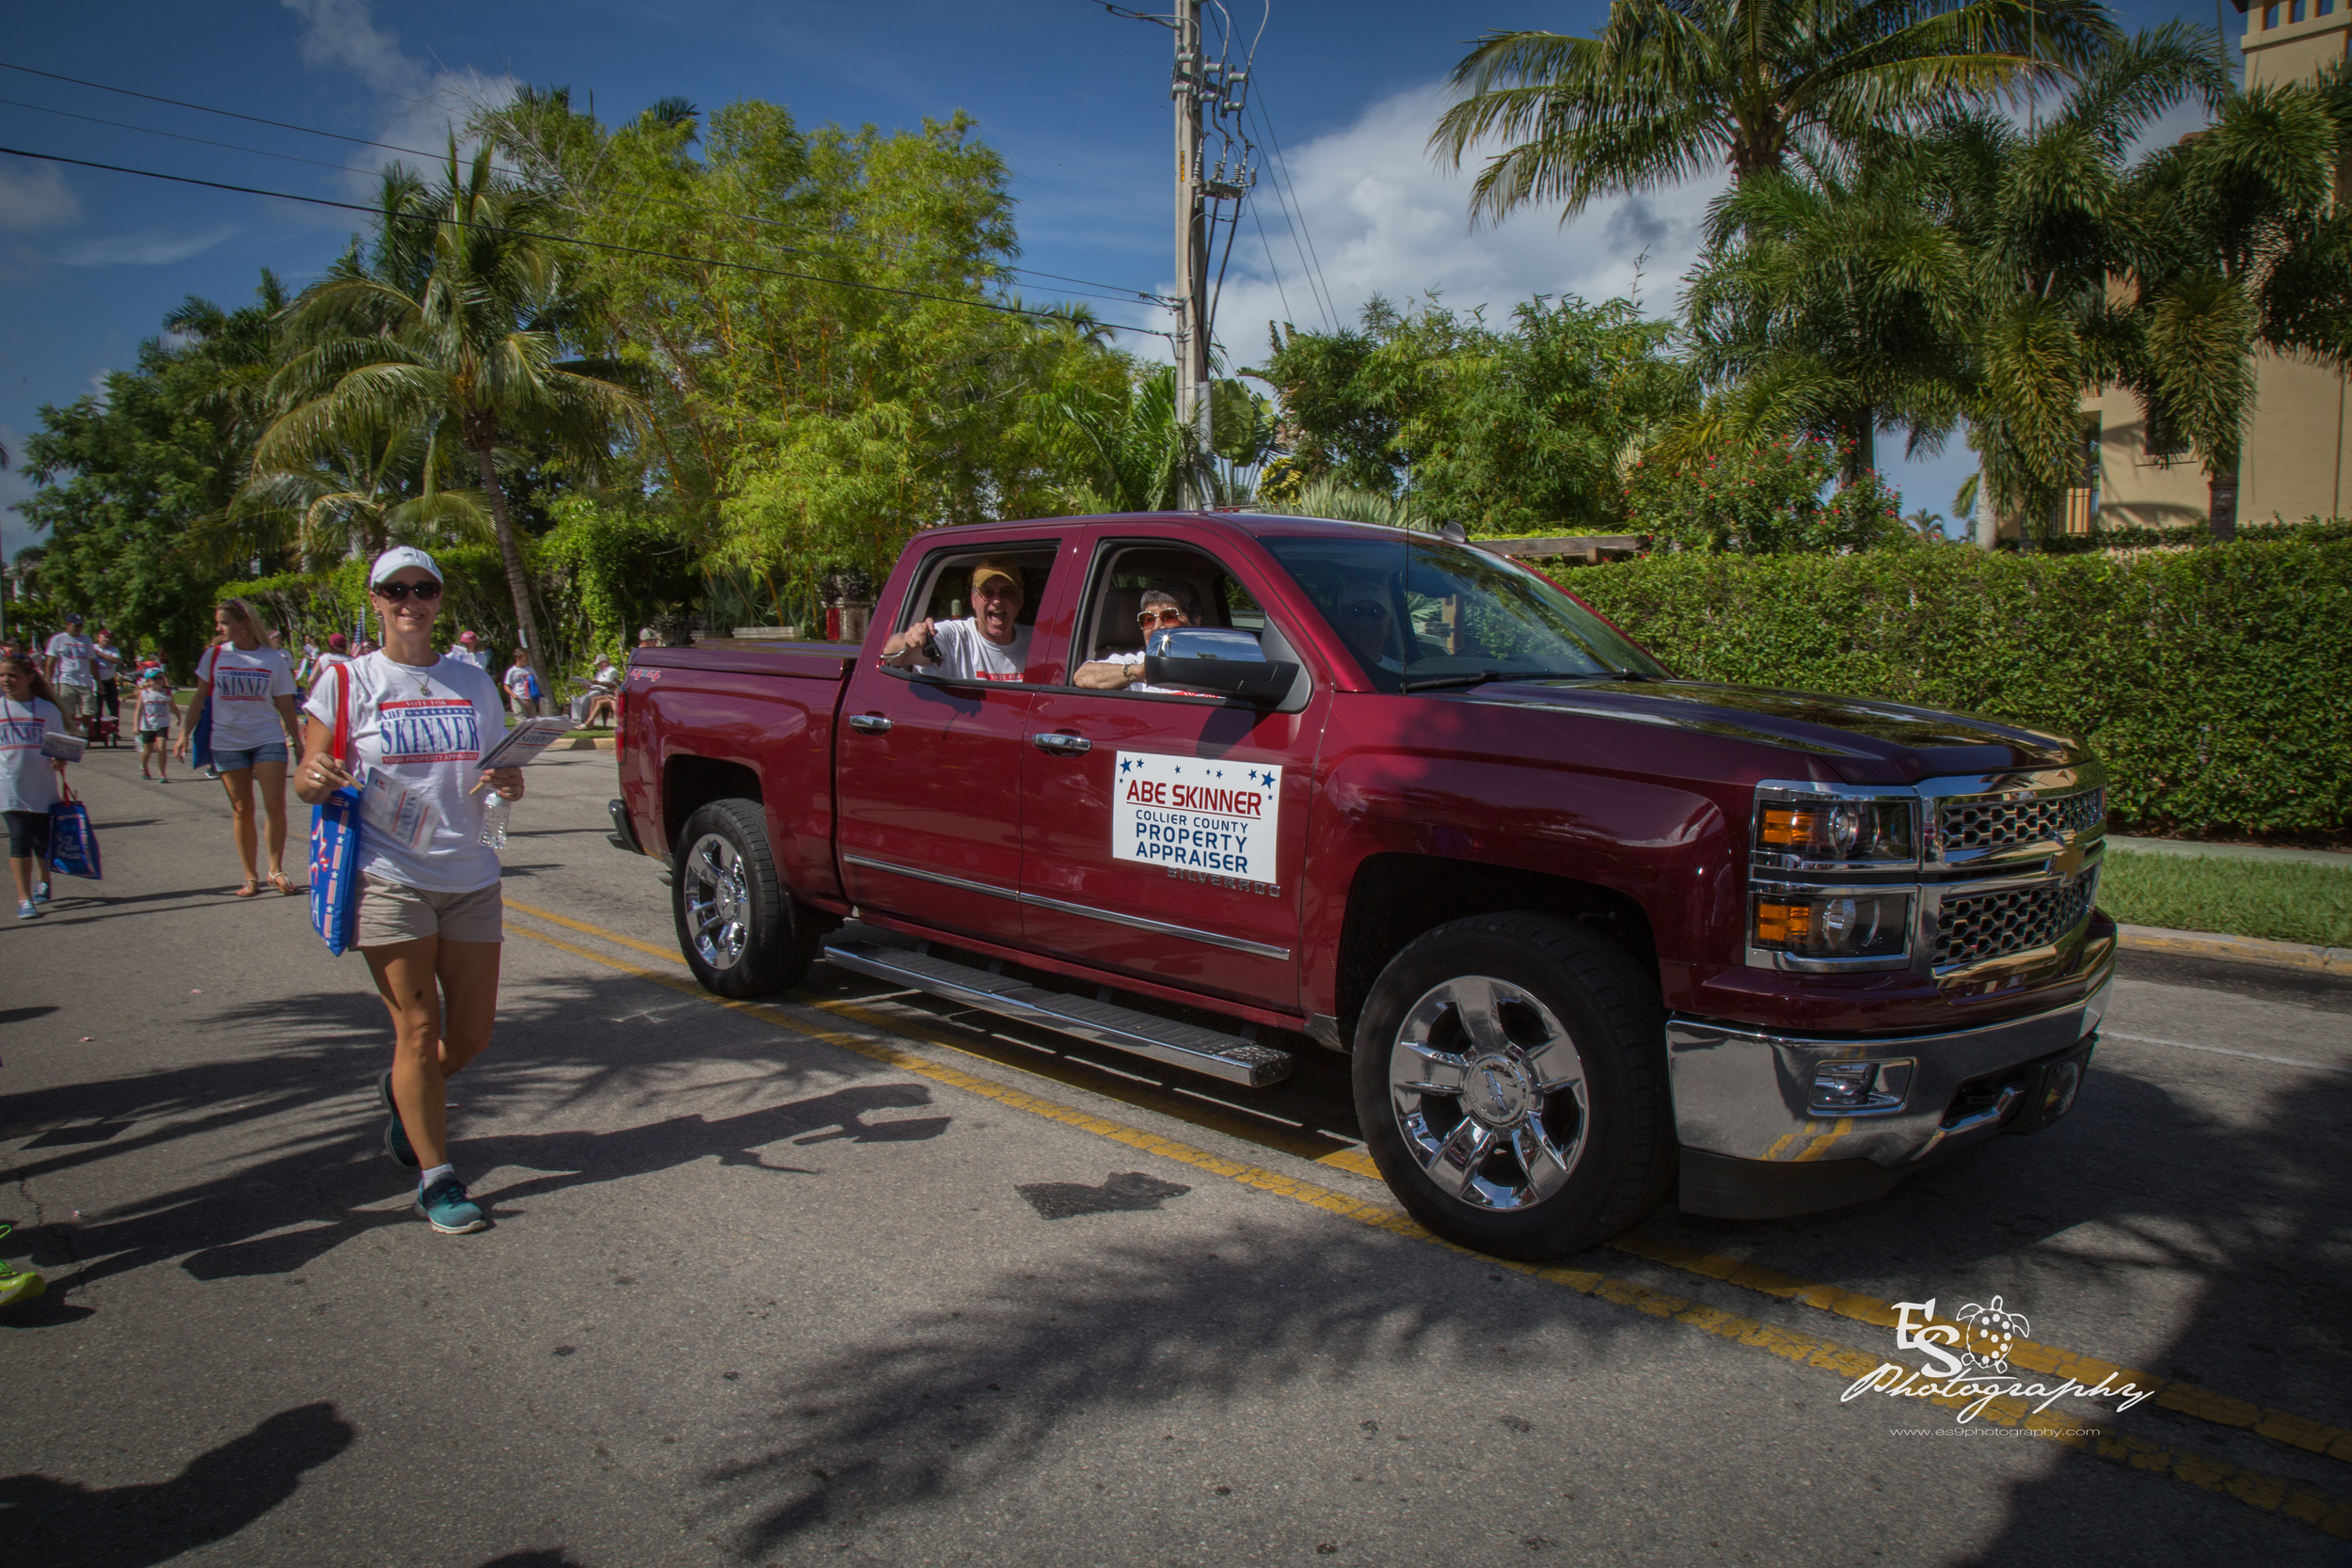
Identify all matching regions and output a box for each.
[56,224,241,268]
[0,163,83,233]
[278,0,516,196]
[281,0,426,97]
[1189,81,1724,366]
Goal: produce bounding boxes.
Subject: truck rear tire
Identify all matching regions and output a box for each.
[1352,913,1673,1260]
[672,800,817,999]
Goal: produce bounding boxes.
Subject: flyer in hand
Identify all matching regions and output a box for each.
[40,731,87,763]
[476,716,574,770]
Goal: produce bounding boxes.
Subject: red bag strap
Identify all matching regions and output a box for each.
[334,662,351,767]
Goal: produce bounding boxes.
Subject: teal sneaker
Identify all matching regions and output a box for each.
[414,1176,486,1234]
[14,900,35,920]
[376,1069,419,1168]
[0,1225,46,1309]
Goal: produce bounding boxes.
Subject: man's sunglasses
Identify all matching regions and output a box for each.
[373,578,444,603]
[1137,609,1189,628]
[1343,601,1387,621]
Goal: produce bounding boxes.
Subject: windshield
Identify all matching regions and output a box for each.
[1260,535,1670,692]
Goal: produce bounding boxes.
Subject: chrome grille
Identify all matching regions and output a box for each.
[1933,869,2099,969]
[1940,788,2105,855]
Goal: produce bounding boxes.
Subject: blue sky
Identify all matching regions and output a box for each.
[1,0,2240,561]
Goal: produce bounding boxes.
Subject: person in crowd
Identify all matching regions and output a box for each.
[636,626,660,651]
[42,612,97,741]
[315,632,351,681]
[448,629,489,672]
[294,546,521,1237]
[91,626,122,733]
[1074,586,1197,690]
[174,597,304,897]
[581,649,621,728]
[501,648,541,718]
[1,652,70,919]
[135,668,176,781]
[882,558,1030,682]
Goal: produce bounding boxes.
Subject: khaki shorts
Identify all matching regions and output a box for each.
[355,875,504,947]
[55,685,94,721]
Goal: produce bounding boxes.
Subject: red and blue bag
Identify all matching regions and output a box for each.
[308,666,363,956]
[46,791,101,880]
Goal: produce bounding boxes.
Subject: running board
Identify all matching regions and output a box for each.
[819,937,1292,1087]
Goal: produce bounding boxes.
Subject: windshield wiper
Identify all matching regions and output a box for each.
[1401,669,1508,692]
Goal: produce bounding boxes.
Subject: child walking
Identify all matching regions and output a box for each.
[136,670,175,781]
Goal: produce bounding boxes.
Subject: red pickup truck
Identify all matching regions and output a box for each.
[611,512,2112,1259]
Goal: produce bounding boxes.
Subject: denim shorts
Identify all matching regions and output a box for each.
[210,741,289,772]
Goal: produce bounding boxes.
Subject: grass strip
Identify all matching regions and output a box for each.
[2101,849,2352,948]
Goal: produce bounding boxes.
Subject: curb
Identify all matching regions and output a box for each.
[554,736,615,752]
[2116,923,2351,975]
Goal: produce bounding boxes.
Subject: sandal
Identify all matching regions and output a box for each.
[269,870,301,896]
[232,879,262,898]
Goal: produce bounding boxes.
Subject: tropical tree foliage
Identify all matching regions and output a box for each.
[1429,0,2114,223]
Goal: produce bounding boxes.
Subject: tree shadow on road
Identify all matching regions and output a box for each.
[0,970,926,1292]
[0,1402,353,1566]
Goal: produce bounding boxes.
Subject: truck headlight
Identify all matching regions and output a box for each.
[1753,788,1915,867]
[1751,890,1914,961]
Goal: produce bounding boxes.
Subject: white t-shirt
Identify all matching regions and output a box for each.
[197,642,297,751]
[45,632,96,689]
[924,619,1031,683]
[304,652,506,894]
[314,652,350,683]
[0,696,64,814]
[135,688,176,733]
[502,664,538,700]
[447,647,490,672]
[92,642,120,681]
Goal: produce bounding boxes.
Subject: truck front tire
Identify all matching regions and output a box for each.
[672,800,817,998]
[1352,913,1673,1260]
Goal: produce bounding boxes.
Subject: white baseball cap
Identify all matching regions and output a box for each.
[369,546,443,587]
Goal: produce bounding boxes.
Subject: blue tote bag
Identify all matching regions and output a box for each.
[47,794,102,880]
[308,667,363,955]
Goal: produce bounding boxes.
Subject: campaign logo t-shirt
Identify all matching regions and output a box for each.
[0,696,63,815]
[45,633,95,688]
[197,643,297,751]
[305,653,506,895]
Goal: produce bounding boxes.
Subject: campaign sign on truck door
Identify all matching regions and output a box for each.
[1113,752,1282,881]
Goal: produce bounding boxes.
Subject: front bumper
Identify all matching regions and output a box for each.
[1667,946,2112,1219]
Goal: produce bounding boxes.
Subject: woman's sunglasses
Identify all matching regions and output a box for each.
[373,579,444,603]
[1137,609,1189,628]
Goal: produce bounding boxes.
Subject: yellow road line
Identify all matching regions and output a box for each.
[1605,1230,2352,1468]
[504,902,2352,1528]
[503,897,1356,1165]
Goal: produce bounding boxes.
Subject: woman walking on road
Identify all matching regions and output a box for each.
[174,597,304,897]
[294,546,522,1236]
[1,653,72,920]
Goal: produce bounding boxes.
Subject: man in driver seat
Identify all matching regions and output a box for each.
[883,557,1030,682]
[1074,586,1196,692]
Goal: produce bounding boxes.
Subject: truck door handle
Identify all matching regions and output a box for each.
[1030,732,1091,755]
[847,713,892,735]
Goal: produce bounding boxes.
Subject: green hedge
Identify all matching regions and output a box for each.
[1568,540,2352,837]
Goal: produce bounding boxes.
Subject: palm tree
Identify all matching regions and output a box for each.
[243,410,494,566]
[268,148,644,660]
[1429,0,2115,227]
[2116,65,2351,538]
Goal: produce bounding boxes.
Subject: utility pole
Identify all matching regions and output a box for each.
[1171,0,1210,509]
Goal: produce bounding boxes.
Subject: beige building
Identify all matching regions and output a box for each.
[2039,3,2350,539]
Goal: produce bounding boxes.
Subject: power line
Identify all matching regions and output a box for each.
[0,58,1167,306]
[1242,100,1333,331]
[0,144,1172,340]
[1247,92,1338,330]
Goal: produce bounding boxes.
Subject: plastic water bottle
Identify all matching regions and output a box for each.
[478,789,510,850]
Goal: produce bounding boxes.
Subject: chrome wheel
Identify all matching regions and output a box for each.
[681,831,752,972]
[1388,974,1588,1212]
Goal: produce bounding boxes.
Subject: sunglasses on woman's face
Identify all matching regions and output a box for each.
[1137,609,1189,628]
[373,578,443,603]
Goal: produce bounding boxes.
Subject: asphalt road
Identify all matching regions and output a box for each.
[4,742,2349,1567]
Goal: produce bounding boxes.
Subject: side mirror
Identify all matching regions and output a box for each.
[1142,627,1298,704]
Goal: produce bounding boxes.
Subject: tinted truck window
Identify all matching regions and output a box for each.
[1262,535,1668,692]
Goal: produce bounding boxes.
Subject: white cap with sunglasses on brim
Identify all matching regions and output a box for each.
[370,546,443,587]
